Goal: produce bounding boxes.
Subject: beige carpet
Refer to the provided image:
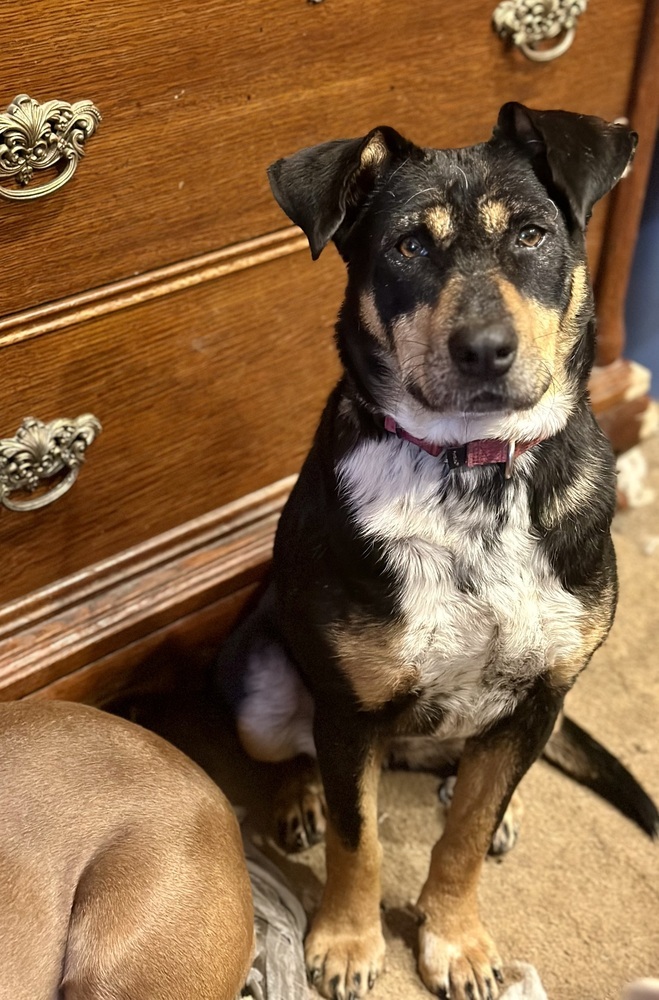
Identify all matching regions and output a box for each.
[125,437,659,1000]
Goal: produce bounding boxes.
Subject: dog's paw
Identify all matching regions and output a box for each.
[437,778,523,858]
[438,775,458,808]
[274,758,326,853]
[305,920,386,999]
[488,791,523,858]
[418,920,504,1000]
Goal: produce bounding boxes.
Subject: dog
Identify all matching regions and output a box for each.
[216,103,659,1000]
[0,700,253,1000]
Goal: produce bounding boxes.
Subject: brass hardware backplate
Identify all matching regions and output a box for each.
[493,0,587,61]
[0,94,101,201]
[0,415,102,512]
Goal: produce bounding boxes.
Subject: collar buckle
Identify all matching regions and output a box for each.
[383,417,539,474]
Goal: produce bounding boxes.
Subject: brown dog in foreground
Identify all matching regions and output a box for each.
[0,700,253,1000]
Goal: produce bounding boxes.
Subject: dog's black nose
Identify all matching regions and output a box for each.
[448,326,518,379]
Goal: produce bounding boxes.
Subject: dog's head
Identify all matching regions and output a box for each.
[268,104,636,440]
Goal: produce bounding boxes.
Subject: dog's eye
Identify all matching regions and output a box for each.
[398,236,429,258]
[516,225,546,248]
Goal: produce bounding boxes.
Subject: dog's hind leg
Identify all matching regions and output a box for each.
[216,586,324,851]
[61,810,253,1000]
[216,586,316,765]
[230,643,324,852]
[275,754,326,852]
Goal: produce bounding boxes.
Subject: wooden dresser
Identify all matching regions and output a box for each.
[0,0,657,705]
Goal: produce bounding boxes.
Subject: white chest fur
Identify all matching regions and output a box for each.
[337,437,584,738]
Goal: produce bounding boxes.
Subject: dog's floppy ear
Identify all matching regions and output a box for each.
[495,102,637,229]
[267,127,417,259]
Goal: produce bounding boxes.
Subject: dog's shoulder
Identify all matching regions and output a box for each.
[528,403,618,591]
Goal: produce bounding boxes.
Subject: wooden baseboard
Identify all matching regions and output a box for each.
[598,395,655,454]
[590,359,647,412]
[26,583,261,706]
[1,477,294,701]
[590,359,652,452]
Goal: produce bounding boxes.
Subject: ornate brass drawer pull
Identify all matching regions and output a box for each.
[493,0,587,62]
[0,94,101,202]
[0,415,102,512]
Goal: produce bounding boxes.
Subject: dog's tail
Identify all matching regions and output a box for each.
[542,715,659,839]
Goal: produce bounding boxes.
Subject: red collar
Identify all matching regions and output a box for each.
[383,416,541,478]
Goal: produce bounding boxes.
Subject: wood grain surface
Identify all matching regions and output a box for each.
[0,228,309,345]
[0,0,645,316]
[0,248,341,604]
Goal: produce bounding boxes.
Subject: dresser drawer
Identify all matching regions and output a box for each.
[0,243,342,606]
[0,0,645,317]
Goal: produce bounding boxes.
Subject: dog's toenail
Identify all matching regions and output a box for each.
[494,968,504,985]
[436,988,449,999]
[353,972,362,986]
[329,973,341,998]
[466,983,475,999]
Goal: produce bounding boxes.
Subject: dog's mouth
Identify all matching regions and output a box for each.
[462,389,511,412]
[408,378,545,415]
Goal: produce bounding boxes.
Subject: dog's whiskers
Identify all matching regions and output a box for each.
[402,187,444,207]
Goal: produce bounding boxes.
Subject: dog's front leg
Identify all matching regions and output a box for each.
[305,709,386,1000]
[417,681,563,1000]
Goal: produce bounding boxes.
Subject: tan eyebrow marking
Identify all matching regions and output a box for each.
[479,198,511,235]
[424,205,454,241]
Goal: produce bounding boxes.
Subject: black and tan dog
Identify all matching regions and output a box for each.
[217,103,658,1000]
